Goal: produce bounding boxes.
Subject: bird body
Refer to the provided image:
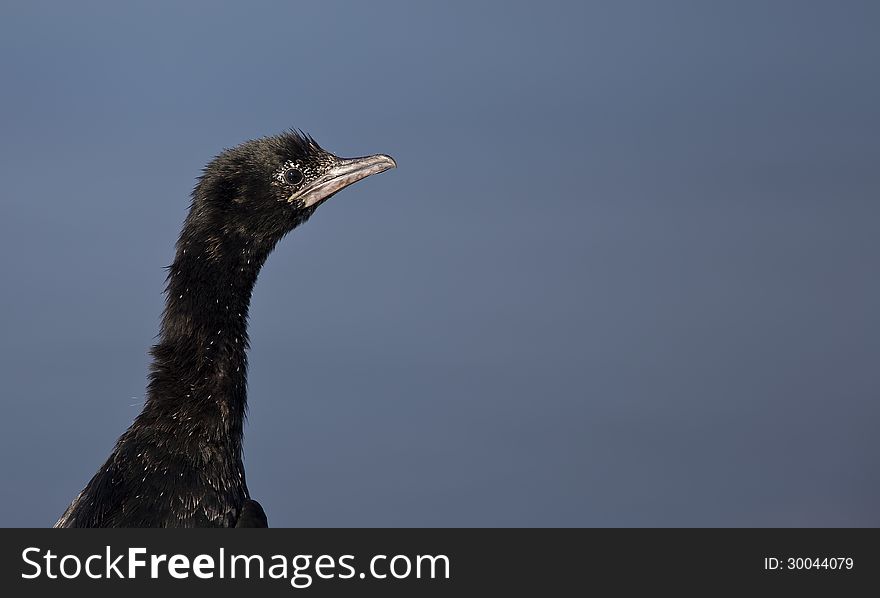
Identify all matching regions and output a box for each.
[55,131,395,527]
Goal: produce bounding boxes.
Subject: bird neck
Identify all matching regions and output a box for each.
[142,231,272,447]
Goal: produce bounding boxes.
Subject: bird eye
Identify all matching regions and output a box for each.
[284,168,304,185]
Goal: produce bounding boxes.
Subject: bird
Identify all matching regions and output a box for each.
[54,130,396,527]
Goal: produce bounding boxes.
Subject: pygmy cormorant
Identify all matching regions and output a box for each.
[54,131,396,527]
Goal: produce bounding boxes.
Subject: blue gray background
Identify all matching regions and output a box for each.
[1,1,878,527]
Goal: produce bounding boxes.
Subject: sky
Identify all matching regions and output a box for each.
[0,1,878,527]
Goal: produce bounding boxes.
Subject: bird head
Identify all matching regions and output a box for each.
[190,130,396,251]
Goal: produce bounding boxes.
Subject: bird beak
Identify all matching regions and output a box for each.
[292,154,397,209]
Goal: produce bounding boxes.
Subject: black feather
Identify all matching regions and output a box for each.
[55,131,393,527]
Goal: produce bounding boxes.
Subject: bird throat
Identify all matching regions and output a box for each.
[144,231,273,449]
